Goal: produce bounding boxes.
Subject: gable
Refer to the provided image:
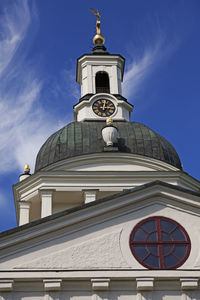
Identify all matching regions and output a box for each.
[1,182,200,272]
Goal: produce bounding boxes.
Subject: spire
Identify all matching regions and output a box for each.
[90,8,105,45]
[90,8,108,55]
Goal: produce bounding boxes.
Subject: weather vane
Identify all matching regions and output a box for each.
[90,8,101,20]
[90,8,105,45]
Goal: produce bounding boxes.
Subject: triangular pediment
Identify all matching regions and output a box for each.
[1,181,200,271]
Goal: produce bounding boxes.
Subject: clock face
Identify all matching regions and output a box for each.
[92,99,115,117]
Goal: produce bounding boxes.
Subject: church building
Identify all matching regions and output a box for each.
[0,11,200,300]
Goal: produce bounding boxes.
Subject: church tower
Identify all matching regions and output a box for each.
[1,10,200,299]
[74,17,132,122]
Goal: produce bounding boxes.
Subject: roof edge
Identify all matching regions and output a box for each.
[3,180,200,239]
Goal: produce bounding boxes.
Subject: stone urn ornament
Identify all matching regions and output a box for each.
[102,118,118,147]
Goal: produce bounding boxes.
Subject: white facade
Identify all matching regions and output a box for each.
[1,182,200,299]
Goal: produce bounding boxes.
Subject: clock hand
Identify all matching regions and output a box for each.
[101,100,106,110]
[100,106,113,110]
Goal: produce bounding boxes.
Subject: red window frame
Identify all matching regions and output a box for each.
[129,216,191,270]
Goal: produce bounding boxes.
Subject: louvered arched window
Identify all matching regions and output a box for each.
[95,71,110,93]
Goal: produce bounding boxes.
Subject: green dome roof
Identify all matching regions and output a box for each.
[35,121,182,171]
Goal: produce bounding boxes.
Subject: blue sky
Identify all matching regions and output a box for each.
[0,0,199,232]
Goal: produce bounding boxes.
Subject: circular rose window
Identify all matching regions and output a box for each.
[129,216,191,269]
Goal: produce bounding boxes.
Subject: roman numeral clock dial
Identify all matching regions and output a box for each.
[92,99,115,117]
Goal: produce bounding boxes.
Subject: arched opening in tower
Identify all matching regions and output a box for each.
[95,71,110,93]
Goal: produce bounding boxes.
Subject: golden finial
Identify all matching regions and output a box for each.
[90,8,105,45]
[24,164,30,173]
[106,117,113,125]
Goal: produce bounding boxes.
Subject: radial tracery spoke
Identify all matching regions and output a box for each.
[140,227,149,234]
[169,225,178,234]
[172,252,181,261]
[142,252,151,262]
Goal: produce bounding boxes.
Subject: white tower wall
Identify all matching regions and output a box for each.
[77,55,124,97]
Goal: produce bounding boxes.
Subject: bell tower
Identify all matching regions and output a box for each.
[74,10,133,122]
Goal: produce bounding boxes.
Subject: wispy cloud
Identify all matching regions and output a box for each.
[0,1,61,174]
[49,63,80,106]
[123,44,160,99]
[123,35,178,100]
[63,67,80,100]
[0,1,30,75]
